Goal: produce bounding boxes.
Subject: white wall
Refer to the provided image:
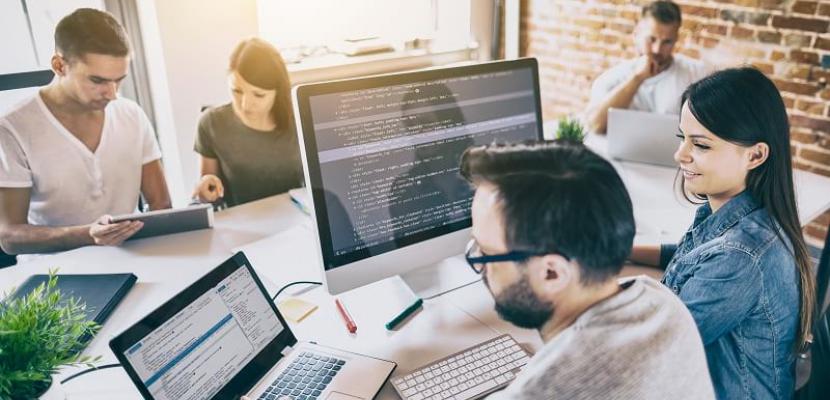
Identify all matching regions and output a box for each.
[138,0,259,205]
[0,2,38,74]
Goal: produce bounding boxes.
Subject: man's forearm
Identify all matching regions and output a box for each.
[585,74,646,134]
[0,224,92,255]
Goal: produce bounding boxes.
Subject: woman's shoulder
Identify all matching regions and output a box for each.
[198,103,235,133]
[199,103,234,124]
[677,209,779,264]
[721,207,792,260]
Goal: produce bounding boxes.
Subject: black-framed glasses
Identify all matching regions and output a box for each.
[464,239,569,274]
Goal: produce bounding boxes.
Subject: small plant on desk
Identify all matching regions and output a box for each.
[555,116,586,143]
[0,272,100,399]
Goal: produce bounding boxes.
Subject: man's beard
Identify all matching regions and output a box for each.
[484,270,554,330]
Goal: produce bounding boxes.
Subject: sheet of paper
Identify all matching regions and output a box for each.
[278,297,318,322]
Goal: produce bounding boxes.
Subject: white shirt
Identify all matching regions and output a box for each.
[590,54,710,115]
[0,94,161,227]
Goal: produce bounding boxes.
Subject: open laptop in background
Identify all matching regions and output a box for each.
[110,252,395,400]
[607,108,680,168]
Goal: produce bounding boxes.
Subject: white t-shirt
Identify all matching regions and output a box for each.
[590,54,710,115]
[0,94,162,227]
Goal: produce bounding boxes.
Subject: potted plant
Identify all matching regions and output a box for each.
[0,273,100,399]
[555,116,586,143]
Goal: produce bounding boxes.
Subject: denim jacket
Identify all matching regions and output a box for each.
[661,191,799,400]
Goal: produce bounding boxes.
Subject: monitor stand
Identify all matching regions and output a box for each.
[337,257,481,330]
[343,255,479,305]
[399,254,481,299]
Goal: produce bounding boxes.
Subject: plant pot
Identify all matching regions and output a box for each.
[38,378,67,400]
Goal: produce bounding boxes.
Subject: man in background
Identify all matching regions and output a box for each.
[583,0,708,134]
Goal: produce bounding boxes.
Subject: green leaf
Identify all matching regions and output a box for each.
[0,270,100,399]
[555,116,585,143]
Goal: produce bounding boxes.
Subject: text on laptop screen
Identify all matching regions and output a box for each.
[306,66,541,269]
[123,266,283,400]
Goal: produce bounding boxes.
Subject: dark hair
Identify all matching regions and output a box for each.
[55,8,130,61]
[229,38,293,132]
[642,1,682,25]
[680,67,815,353]
[461,141,635,285]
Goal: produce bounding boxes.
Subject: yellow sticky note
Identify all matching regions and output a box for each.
[277,298,318,323]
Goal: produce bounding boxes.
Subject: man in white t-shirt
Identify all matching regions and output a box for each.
[0,8,171,257]
[584,1,709,134]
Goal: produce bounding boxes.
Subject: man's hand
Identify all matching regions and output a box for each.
[193,174,225,203]
[633,54,671,81]
[88,215,143,246]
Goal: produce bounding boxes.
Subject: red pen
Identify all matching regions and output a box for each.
[335,298,357,333]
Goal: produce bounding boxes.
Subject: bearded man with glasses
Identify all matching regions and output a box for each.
[461,141,713,399]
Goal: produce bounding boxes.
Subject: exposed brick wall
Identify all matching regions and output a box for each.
[520,0,830,245]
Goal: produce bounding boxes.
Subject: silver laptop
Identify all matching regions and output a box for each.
[110,252,395,400]
[607,108,680,168]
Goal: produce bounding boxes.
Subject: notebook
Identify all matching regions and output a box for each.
[9,273,137,344]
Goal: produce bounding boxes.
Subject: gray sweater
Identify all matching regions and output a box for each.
[487,276,714,400]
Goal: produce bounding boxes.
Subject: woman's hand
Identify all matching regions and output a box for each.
[193,174,225,203]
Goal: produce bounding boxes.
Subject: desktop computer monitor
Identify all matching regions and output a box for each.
[293,58,544,294]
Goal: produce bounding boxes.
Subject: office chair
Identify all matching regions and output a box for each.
[0,249,15,269]
[0,71,53,269]
[796,225,830,400]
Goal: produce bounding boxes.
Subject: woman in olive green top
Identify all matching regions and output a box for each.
[193,38,303,207]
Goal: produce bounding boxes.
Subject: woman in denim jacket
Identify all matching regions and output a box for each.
[630,67,815,400]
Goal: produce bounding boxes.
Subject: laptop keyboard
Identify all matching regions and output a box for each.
[391,334,530,400]
[257,351,346,400]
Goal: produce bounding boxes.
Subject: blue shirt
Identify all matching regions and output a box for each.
[661,191,799,400]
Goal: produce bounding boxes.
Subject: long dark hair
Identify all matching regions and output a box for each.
[680,67,814,353]
[228,38,293,132]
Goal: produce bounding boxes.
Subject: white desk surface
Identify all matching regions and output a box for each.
[0,195,529,400]
[2,134,829,399]
[582,132,830,245]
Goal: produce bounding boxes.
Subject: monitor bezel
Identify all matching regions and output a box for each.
[293,58,543,273]
[109,252,297,400]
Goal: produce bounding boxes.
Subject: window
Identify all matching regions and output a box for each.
[0,0,105,75]
[0,1,156,129]
[256,0,472,62]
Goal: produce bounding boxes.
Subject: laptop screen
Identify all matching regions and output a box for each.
[111,253,297,400]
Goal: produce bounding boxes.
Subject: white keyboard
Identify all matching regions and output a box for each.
[391,334,531,400]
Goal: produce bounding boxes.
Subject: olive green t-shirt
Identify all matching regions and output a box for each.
[194,104,303,207]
